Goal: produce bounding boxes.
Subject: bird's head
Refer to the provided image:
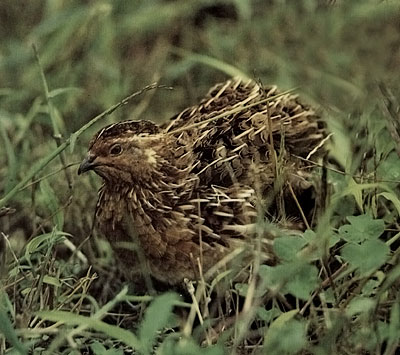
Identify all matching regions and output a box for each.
[78,120,169,185]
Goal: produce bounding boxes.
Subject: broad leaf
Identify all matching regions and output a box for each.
[273,235,307,261]
[264,314,307,354]
[338,214,384,243]
[259,261,319,300]
[346,297,376,316]
[341,239,389,275]
[139,292,178,354]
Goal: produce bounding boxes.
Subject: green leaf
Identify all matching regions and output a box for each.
[303,229,340,249]
[273,235,307,261]
[378,192,400,217]
[0,124,17,194]
[21,287,37,296]
[233,0,252,20]
[346,178,364,212]
[338,214,384,243]
[362,278,382,297]
[37,310,141,350]
[264,315,307,354]
[377,151,400,181]
[259,261,319,300]
[48,87,82,99]
[0,293,28,355]
[171,48,250,80]
[234,283,248,297]
[341,239,389,275]
[387,302,400,348]
[284,263,319,300]
[24,230,66,266]
[302,229,317,243]
[89,341,107,354]
[69,132,78,153]
[157,337,224,355]
[346,297,376,317]
[209,269,233,293]
[39,180,64,229]
[0,88,15,97]
[266,309,298,331]
[138,292,179,354]
[105,348,124,355]
[256,307,282,323]
[90,341,124,355]
[43,275,61,287]
[334,181,381,214]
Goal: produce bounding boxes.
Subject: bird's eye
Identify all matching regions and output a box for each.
[109,144,122,155]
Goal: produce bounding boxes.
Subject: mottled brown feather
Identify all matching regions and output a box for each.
[79,78,325,285]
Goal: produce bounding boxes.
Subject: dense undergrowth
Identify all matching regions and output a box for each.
[1,1,400,354]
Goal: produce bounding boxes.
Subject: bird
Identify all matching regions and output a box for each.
[78,77,326,285]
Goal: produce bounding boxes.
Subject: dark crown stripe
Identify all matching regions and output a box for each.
[90,120,160,147]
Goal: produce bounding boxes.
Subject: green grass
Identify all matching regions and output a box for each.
[1,0,400,354]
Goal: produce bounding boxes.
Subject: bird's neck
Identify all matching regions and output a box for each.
[98,167,198,275]
[100,162,198,218]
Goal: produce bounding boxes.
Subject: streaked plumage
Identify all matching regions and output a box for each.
[78,78,325,284]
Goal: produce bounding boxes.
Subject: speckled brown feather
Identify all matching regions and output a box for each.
[164,78,324,189]
[80,78,326,285]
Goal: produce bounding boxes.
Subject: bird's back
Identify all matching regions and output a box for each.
[164,78,325,202]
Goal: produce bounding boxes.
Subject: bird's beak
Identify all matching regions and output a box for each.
[78,154,96,175]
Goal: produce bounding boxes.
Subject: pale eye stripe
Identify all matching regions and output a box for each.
[96,120,159,140]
